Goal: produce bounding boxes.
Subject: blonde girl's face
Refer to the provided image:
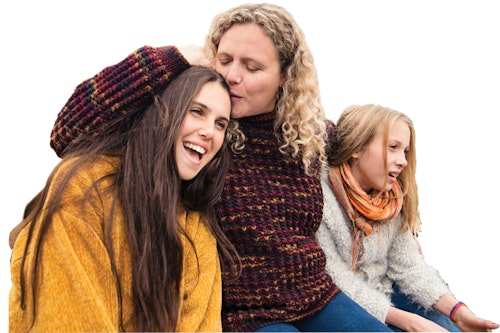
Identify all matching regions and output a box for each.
[215,23,285,119]
[175,81,231,181]
[350,119,410,193]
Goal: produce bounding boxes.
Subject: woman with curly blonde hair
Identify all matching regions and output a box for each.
[47,3,392,332]
[204,3,327,174]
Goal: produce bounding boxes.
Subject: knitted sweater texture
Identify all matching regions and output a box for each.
[218,112,339,332]
[9,156,223,332]
[50,46,190,157]
[316,170,451,322]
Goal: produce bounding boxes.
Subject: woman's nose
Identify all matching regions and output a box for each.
[224,64,242,84]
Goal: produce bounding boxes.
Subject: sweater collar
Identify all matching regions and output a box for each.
[238,110,276,128]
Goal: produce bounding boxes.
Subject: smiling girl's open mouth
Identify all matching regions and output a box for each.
[184,142,206,161]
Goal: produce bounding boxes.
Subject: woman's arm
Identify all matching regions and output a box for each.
[177,211,223,332]
[387,294,499,332]
[50,45,190,157]
[10,161,128,332]
[388,230,498,331]
[386,306,448,332]
[433,294,499,332]
[387,228,450,310]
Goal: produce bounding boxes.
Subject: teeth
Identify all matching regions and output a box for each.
[184,142,206,155]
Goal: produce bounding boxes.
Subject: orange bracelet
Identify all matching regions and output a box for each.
[449,301,467,322]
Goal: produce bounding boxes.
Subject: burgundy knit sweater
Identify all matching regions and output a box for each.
[50,46,190,157]
[49,46,339,332]
[219,112,338,331]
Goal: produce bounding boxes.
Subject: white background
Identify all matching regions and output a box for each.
[1,0,498,329]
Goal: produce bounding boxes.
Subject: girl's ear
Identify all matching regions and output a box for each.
[351,151,359,159]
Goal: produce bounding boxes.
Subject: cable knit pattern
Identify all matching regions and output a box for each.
[9,156,223,332]
[218,112,339,332]
[50,46,190,157]
[317,169,451,322]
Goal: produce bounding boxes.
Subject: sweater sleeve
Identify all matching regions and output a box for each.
[386,229,451,310]
[9,160,127,332]
[177,211,222,332]
[317,169,391,322]
[50,45,190,157]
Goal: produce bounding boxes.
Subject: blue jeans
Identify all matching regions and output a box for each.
[254,291,394,332]
[390,285,461,332]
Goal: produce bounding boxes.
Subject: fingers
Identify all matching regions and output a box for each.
[177,45,211,67]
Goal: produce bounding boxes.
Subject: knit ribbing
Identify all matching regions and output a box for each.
[218,111,339,332]
[50,46,190,157]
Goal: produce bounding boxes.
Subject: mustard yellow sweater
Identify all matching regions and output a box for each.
[9,156,222,332]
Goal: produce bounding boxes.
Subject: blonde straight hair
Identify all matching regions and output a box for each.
[330,104,421,234]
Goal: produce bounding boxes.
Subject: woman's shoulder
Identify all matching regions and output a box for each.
[56,156,120,181]
[50,156,121,205]
[325,118,335,134]
[320,168,349,230]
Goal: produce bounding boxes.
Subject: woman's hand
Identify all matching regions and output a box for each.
[386,306,448,332]
[178,45,212,68]
[453,306,499,332]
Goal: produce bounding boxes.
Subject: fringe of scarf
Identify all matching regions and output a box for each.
[328,163,403,272]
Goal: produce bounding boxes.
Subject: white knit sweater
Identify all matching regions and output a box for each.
[316,170,451,322]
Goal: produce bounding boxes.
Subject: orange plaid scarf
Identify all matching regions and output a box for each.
[328,162,403,271]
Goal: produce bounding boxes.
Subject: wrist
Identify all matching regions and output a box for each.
[449,301,467,322]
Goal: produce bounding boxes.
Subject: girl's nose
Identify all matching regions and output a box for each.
[397,153,408,167]
[198,122,214,138]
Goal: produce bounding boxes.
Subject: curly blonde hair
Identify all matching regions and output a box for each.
[205,3,327,175]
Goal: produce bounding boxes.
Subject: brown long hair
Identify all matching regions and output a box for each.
[10,66,240,331]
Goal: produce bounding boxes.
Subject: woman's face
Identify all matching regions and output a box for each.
[350,119,410,193]
[215,23,285,119]
[175,81,231,180]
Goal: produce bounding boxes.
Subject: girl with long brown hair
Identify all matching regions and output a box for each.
[9,64,240,332]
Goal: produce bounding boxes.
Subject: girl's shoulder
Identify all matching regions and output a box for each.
[51,156,121,208]
[56,156,120,182]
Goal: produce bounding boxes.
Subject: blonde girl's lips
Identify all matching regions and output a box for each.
[388,176,397,184]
